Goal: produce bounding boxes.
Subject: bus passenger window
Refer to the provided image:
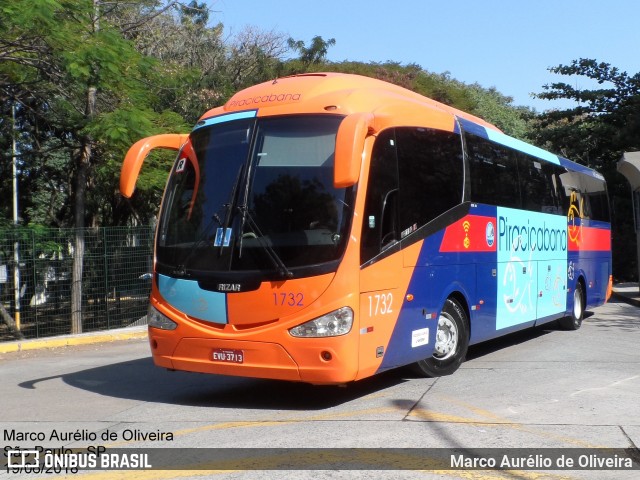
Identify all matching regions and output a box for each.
[380,189,399,249]
[361,130,399,265]
[466,134,520,209]
[587,191,610,222]
[577,171,610,222]
[396,128,464,233]
[519,156,560,214]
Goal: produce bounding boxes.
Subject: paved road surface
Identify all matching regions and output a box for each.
[1,299,639,479]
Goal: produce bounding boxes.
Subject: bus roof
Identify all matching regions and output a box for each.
[457,117,604,180]
[200,72,501,133]
[198,72,602,180]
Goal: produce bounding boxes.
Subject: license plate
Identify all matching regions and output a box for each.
[212,349,244,364]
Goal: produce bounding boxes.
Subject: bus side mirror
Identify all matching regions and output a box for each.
[334,113,374,188]
[120,134,188,198]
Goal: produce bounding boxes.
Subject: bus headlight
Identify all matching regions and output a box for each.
[147,305,178,330]
[289,307,353,338]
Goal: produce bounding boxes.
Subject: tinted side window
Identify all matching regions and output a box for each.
[582,174,610,222]
[361,129,399,265]
[548,165,569,214]
[558,170,610,222]
[588,190,610,222]
[518,155,561,214]
[396,128,464,236]
[466,134,520,208]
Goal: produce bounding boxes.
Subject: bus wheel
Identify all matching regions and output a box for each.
[559,281,584,330]
[411,297,469,377]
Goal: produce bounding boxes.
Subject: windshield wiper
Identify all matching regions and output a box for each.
[173,163,245,276]
[237,205,293,279]
[217,163,245,256]
[233,146,292,279]
[172,213,223,276]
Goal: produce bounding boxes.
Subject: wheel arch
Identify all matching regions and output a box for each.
[440,287,471,341]
[577,275,586,299]
[571,272,587,312]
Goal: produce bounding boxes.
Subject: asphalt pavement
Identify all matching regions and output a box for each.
[0,295,639,479]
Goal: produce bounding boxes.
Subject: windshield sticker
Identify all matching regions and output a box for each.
[214,228,233,247]
[175,158,186,173]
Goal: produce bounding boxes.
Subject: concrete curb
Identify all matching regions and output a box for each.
[0,326,148,354]
[612,292,640,309]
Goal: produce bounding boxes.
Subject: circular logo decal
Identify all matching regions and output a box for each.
[486,221,495,247]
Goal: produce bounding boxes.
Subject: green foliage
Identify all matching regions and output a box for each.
[534,58,640,281]
[287,36,336,69]
[1,5,534,229]
[314,60,534,139]
[535,59,640,162]
[1,0,194,227]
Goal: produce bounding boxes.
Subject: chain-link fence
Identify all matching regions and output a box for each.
[0,226,153,341]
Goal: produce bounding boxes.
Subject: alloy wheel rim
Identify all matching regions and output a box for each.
[433,313,458,360]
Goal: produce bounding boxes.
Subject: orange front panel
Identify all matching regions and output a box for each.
[164,334,359,384]
[171,338,300,381]
[150,263,361,384]
[226,274,335,325]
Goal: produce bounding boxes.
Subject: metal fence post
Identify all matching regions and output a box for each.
[32,229,38,337]
[103,227,110,329]
[12,228,20,331]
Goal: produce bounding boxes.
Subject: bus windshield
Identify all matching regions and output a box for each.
[156,114,353,279]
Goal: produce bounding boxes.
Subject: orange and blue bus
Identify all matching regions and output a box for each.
[120,73,612,384]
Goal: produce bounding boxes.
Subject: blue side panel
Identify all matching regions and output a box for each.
[486,130,560,165]
[376,288,439,372]
[373,201,575,372]
[157,274,228,324]
[457,117,561,165]
[558,156,606,180]
[495,207,567,329]
[474,260,499,343]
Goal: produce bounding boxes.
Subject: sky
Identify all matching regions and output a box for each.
[215,0,640,112]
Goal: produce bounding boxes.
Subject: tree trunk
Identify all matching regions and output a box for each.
[0,301,24,340]
[71,1,100,334]
[70,86,97,334]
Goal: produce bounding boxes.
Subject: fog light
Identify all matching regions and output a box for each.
[321,351,332,361]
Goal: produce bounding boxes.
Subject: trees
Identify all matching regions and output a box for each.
[534,58,640,280]
[286,36,336,71]
[535,59,640,165]
[300,59,534,139]
[1,0,187,332]
[0,0,292,331]
[10,2,626,337]
[0,18,537,231]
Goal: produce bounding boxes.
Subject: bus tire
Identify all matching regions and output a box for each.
[411,297,469,377]
[559,281,584,330]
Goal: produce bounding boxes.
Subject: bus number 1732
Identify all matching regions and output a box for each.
[369,293,393,317]
[273,292,304,307]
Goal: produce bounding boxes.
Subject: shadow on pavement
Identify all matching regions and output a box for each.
[18,305,632,409]
[17,356,410,410]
